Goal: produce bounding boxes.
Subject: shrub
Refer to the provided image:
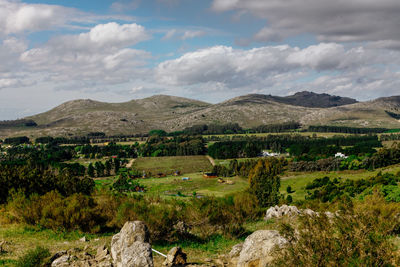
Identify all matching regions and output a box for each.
[274,193,400,266]
[15,246,50,267]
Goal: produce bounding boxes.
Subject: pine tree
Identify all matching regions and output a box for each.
[248,158,282,207]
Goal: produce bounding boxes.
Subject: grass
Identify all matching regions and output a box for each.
[280,164,400,201]
[139,173,248,197]
[134,156,213,175]
[153,235,241,265]
[0,224,112,264]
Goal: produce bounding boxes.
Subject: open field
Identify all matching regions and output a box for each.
[140,173,248,197]
[94,173,249,198]
[134,156,213,175]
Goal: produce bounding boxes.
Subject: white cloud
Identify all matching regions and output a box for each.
[0,0,79,35]
[162,29,177,40]
[19,22,151,86]
[181,30,205,40]
[155,44,376,87]
[212,0,400,47]
[155,43,400,100]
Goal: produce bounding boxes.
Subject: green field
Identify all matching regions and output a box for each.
[140,173,248,197]
[133,155,213,175]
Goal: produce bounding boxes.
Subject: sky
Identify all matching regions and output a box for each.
[1,0,400,120]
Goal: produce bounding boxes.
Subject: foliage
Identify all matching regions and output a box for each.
[112,173,145,192]
[15,246,50,267]
[183,123,243,135]
[274,193,400,266]
[308,125,387,134]
[0,164,94,203]
[4,136,30,145]
[7,191,101,232]
[305,172,400,203]
[248,158,285,207]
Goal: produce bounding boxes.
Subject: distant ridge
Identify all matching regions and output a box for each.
[224,91,357,108]
[0,91,399,138]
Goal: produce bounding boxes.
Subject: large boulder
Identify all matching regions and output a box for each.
[111,221,154,267]
[237,230,287,267]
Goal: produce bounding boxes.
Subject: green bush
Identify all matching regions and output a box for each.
[15,246,50,267]
[274,193,400,266]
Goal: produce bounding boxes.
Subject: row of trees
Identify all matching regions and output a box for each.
[208,134,381,159]
[308,125,387,134]
[0,164,94,204]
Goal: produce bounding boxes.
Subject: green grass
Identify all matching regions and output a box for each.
[140,173,248,197]
[280,164,400,201]
[0,224,112,264]
[134,156,212,175]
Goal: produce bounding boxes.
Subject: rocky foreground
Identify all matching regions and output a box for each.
[50,220,290,267]
[47,205,341,266]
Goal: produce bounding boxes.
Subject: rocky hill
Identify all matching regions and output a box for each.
[0,92,399,138]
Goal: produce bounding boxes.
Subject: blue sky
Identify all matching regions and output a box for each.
[1,0,400,119]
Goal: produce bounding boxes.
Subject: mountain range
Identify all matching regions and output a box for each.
[1,91,400,138]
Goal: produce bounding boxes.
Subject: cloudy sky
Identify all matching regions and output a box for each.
[1,0,400,119]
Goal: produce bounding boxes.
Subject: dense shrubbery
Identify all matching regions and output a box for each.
[183,123,243,135]
[140,135,205,157]
[252,122,301,133]
[305,172,400,203]
[0,165,94,203]
[207,134,380,159]
[15,246,50,267]
[5,190,262,241]
[274,193,400,266]
[3,136,30,145]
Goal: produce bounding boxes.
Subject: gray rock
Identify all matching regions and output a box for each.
[302,208,318,216]
[229,243,243,258]
[238,230,287,267]
[264,205,301,220]
[50,251,67,263]
[111,221,153,267]
[80,236,87,242]
[51,255,70,267]
[163,247,187,267]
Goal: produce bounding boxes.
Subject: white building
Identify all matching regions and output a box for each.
[335,152,348,159]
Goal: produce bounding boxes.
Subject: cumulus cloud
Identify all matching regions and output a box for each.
[0,0,80,35]
[155,44,377,87]
[212,0,400,47]
[20,22,151,86]
[155,43,400,99]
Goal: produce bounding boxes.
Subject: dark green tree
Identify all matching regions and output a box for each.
[248,158,283,207]
[87,163,95,177]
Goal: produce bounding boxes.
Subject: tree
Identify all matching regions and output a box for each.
[87,163,95,177]
[248,158,283,207]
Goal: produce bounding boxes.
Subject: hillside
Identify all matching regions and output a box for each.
[0,92,400,138]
